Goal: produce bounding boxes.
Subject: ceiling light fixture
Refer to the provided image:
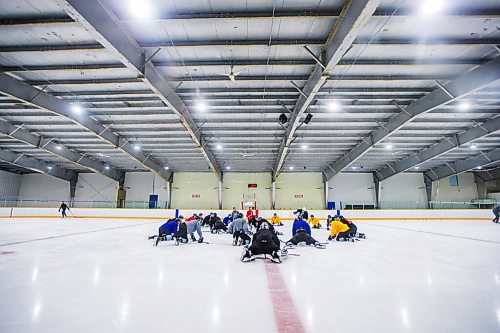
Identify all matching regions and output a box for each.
[458,101,471,111]
[328,100,340,112]
[164,166,169,170]
[134,145,141,151]
[226,166,231,170]
[216,144,223,150]
[301,144,308,149]
[385,144,393,150]
[420,0,443,15]
[196,100,207,112]
[289,166,294,170]
[129,0,153,19]
[71,104,83,113]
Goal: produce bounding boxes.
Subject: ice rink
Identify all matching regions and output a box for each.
[1,217,499,333]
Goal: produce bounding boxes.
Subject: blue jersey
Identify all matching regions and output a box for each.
[223,216,232,225]
[292,219,311,236]
[159,220,178,235]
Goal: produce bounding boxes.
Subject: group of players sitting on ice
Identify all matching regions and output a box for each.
[148,207,365,264]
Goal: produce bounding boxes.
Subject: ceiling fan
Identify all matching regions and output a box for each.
[239,149,255,158]
[97,150,111,158]
[217,65,247,83]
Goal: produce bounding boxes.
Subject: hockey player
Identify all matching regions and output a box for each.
[286,217,323,248]
[493,205,500,223]
[174,217,204,244]
[328,218,353,242]
[211,218,228,234]
[307,214,321,228]
[202,213,213,227]
[241,221,283,263]
[223,214,232,226]
[231,207,240,221]
[228,213,251,246]
[337,215,365,239]
[302,207,309,220]
[150,218,179,246]
[59,201,69,218]
[186,214,198,221]
[326,215,333,230]
[270,213,284,226]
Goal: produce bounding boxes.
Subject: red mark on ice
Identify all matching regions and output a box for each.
[0,251,15,255]
[265,262,306,333]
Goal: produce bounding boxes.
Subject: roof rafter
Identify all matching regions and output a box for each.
[425,149,500,181]
[0,147,75,181]
[374,116,500,181]
[324,56,500,181]
[0,72,171,181]
[0,119,124,181]
[53,0,222,179]
[273,0,381,179]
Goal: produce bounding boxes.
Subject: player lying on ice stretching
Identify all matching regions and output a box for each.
[149,217,180,246]
[241,220,285,263]
[285,217,325,249]
[335,215,366,239]
[228,213,251,246]
[174,217,204,245]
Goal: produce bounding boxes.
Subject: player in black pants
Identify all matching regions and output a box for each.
[241,222,283,263]
[493,205,500,223]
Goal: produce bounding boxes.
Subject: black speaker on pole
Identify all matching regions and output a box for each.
[304,113,313,124]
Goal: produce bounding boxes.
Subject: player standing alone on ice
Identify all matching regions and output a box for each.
[493,204,500,223]
[59,201,69,218]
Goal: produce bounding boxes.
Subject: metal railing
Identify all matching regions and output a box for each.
[0,199,168,209]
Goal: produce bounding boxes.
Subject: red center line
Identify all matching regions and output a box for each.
[265,261,306,333]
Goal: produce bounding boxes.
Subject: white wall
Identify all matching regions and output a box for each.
[124,172,169,207]
[74,174,118,202]
[275,172,324,209]
[222,173,271,209]
[328,173,375,205]
[19,174,70,203]
[0,170,22,201]
[171,172,219,209]
[380,173,427,208]
[433,172,478,202]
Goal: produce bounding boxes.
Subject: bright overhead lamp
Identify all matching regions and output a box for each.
[56,145,62,150]
[196,100,207,112]
[476,166,483,170]
[164,166,169,170]
[134,145,141,151]
[352,165,357,170]
[226,166,231,170]
[328,100,340,112]
[71,104,83,113]
[414,166,420,170]
[301,144,308,149]
[420,0,444,16]
[104,165,110,170]
[47,165,53,170]
[129,0,153,19]
[289,166,294,170]
[458,101,471,111]
[385,144,393,150]
[470,144,477,149]
[216,144,223,150]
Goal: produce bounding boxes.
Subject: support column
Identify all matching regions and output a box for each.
[373,173,380,209]
[166,172,173,209]
[424,174,433,209]
[324,180,329,210]
[218,173,223,209]
[69,173,78,208]
[272,180,276,210]
[474,173,487,199]
[116,173,126,208]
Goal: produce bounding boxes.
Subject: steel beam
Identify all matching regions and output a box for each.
[273,0,380,177]
[0,73,171,181]
[0,119,124,181]
[324,57,500,181]
[424,149,500,181]
[375,116,500,181]
[474,167,500,182]
[0,147,75,181]
[55,0,222,179]
[1,9,498,26]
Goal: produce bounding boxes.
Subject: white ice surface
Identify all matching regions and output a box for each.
[0,218,499,333]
